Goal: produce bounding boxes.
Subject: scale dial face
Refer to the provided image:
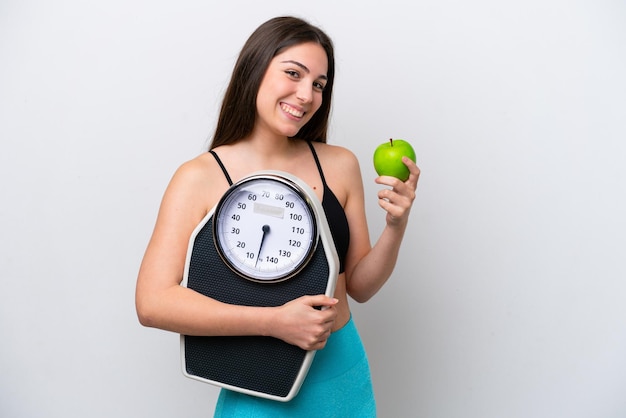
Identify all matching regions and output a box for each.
[213,174,318,282]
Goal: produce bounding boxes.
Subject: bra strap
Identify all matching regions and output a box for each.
[209,150,233,186]
[306,141,328,187]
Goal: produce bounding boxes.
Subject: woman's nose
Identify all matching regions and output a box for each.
[296,85,313,103]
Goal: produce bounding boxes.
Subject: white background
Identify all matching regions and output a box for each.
[1,1,625,417]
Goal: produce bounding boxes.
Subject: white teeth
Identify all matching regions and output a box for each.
[281,103,304,118]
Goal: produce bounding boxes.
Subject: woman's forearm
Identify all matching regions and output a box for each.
[346,220,408,303]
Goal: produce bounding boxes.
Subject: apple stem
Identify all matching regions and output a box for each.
[389,138,393,147]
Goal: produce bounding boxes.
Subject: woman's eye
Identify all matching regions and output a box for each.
[285,70,300,78]
[313,81,325,91]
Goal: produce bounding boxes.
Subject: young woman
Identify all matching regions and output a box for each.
[136,16,420,417]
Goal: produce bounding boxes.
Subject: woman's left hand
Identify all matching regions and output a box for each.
[375,156,420,227]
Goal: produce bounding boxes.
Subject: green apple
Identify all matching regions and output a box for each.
[373,138,416,181]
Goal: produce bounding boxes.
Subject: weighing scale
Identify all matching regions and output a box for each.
[181,170,339,401]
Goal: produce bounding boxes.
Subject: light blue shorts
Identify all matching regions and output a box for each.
[213,317,376,417]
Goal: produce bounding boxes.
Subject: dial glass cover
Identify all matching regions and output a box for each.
[213,175,318,282]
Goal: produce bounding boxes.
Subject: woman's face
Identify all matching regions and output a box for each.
[255,42,328,139]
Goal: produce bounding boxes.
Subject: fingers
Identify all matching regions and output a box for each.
[311,320,336,350]
[375,157,420,224]
[403,156,421,188]
[375,157,420,189]
[302,296,337,349]
[277,295,338,350]
[301,294,339,309]
[376,179,415,218]
[310,328,333,350]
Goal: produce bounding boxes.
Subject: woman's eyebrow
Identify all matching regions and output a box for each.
[281,60,328,80]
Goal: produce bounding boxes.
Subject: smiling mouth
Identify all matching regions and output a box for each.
[281,103,304,118]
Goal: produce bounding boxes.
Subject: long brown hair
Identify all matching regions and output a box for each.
[209,16,335,149]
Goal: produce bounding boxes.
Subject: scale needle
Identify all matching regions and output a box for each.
[255,224,270,267]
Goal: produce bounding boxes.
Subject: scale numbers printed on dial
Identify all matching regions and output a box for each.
[213,175,318,282]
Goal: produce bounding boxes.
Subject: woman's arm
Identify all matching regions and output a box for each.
[135,156,338,350]
[340,152,420,303]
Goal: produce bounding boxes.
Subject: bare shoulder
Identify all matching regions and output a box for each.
[174,151,230,182]
[310,142,361,174]
[164,151,231,213]
[309,142,364,203]
[173,152,217,181]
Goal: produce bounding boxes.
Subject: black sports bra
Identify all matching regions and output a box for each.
[209,142,350,273]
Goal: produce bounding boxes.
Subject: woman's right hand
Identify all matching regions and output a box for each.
[268,295,339,351]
